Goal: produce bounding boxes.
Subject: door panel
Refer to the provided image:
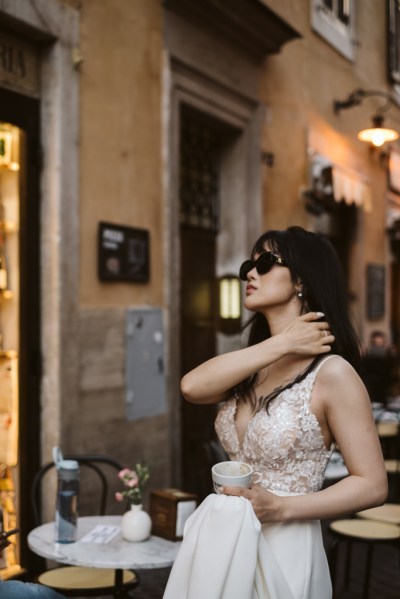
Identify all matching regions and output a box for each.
[180,226,217,496]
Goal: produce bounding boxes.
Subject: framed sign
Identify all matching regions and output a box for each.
[98,222,150,283]
[366,263,385,320]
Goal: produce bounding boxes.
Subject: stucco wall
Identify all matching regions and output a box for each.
[79,0,163,308]
[258,0,396,338]
[67,0,170,497]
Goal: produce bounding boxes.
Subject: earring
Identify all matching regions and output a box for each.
[296,286,303,298]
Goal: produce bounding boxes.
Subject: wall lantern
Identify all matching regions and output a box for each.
[218,275,242,335]
[333,88,399,147]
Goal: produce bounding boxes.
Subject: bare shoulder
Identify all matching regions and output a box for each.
[314,355,369,409]
[317,355,358,379]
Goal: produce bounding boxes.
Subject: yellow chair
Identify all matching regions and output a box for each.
[376,421,399,462]
[328,518,400,599]
[376,421,399,438]
[376,421,400,500]
[357,503,400,526]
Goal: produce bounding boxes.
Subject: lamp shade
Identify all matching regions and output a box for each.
[218,275,241,335]
[219,277,240,319]
[357,115,399,147]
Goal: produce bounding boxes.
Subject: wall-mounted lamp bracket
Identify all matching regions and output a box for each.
[333,88,399,147]
[333,88,366,114]
[333,88,394,115]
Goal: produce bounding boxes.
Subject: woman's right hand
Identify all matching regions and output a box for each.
[280,312,334,356]
[181,312,334,404]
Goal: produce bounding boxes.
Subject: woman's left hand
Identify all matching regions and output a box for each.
[222,484,284,523]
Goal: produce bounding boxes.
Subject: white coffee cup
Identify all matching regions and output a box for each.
[211,461,253,494]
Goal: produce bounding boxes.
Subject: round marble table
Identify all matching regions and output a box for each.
[28,515,181,570]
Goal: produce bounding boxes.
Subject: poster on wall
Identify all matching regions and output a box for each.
[366,263,385,320]
[98,222,150,283]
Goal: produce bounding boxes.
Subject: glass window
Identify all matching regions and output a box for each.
[338,0,351,25]
[388,0,400,84]
[311,0,355,61]
[0,121,21,579]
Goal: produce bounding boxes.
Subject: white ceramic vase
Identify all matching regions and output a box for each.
[121,504,152,542]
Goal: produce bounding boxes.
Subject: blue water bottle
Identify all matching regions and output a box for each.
[53,448,79,543]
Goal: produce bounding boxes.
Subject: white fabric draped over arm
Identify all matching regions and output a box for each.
[163,493,261,599]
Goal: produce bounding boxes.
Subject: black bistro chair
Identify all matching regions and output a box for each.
[30,454,139,598]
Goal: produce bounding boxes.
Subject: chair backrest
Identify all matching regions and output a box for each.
[31,454,125,526]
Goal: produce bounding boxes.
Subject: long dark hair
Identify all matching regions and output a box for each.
[234,226,361,411]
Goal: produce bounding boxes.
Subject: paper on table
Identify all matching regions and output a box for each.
[80,525,121,544]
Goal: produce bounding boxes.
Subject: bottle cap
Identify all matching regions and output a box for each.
[59,459,79,470]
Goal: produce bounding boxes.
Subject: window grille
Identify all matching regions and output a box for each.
[179,108,221,231]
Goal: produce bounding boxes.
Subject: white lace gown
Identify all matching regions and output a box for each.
[215,357,336,599]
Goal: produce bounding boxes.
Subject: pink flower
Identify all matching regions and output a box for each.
[115,463,150,507]
[118,468,132,480]
[126,476,139,488]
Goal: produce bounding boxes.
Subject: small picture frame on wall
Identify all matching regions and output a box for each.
[98,221,150,283]
[366,263,385,320]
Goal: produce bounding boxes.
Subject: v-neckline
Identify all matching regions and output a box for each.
[230,371,315,452]
[231,400,260,452]
[229,370,334,454]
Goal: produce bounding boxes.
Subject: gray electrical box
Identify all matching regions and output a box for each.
[125,308,167,420]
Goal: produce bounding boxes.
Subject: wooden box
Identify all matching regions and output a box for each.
[149,488,198,541]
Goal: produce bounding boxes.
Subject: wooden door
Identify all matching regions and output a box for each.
[180,226,218,496]
[179,104,226,496]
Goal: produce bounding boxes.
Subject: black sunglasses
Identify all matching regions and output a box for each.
[239,251,287,281]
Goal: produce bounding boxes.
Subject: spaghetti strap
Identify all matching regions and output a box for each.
[314,354,337,375]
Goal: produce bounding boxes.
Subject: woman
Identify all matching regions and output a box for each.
[181,226,387,598]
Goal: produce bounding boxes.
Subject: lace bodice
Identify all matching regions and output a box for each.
[215,358,336,496]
